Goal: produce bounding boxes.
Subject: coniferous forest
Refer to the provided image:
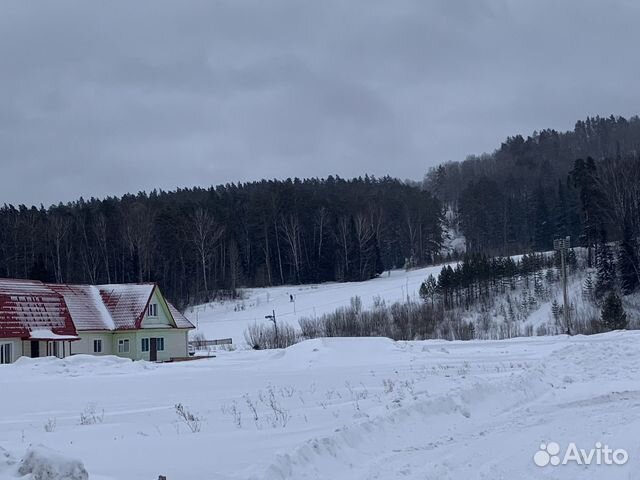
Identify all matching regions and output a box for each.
[0,177,442,307]
[1,114,639,308]
[425,115,640,264]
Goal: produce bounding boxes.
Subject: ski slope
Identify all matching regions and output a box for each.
[187,266,445,345]
[185,256,577,346]
[2,332,640,479]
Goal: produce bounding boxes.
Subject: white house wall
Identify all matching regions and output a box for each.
[72,329,189,361]
[71,332,114,356]
[0,339,22,364]
[141,288,175,328]
[112,331,139,360]
[2,328,189,362]
[134,329,189,361]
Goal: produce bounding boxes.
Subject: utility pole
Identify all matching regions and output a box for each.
[265,310,278,345]
[554,236,571,335]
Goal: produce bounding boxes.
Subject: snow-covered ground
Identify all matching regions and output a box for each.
[2,332,640,479]
[186,259,581,346]
[187,266,445,345]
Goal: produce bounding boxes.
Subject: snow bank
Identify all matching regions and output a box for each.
[0,446,88,480]
[13,355,129,368]
[18,446,88,480]
[9,355,155,377]
[270,337,402,368]
[259,367,550,480]
[0,447,18,479]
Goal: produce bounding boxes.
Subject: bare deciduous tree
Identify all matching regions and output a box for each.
[188,208,224,294]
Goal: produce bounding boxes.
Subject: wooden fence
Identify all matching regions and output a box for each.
[188,338,233,349]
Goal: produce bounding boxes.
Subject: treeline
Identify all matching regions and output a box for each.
[425,116,640,274]
[0,176,443,307]
[423,252,564,311]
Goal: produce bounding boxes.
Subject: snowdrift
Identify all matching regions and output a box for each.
[1,446,88,480]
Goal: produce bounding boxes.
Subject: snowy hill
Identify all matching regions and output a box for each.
[187,266,446,345]
[2,333,640,479]
[185,255,600,347]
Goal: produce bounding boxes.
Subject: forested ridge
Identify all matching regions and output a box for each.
[425,115,640,261]
[0,177,442,307]
[1,114,639,308]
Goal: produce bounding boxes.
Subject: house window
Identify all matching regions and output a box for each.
[117,339,130,353]
[93,339,102,353]
[148,303,158,317]
[157,337,165,351]
[0,343,12,364]
[141,338,149,352]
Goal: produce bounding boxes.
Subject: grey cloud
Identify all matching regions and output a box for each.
[0,0,638,205]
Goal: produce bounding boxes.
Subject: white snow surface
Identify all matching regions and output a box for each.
[188,267,444,344]
[1,444,88,480]
[28,330,79,341]
[89,285,116,331]
[186,257,570,346]
[2,333,640,479]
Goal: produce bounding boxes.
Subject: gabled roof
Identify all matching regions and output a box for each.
[0,279,194,337]
[0,279,77,339]
[47,284,116,331]
[167,302,195,329]
[97,283,157,330]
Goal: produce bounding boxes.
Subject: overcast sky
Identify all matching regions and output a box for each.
[1,0,639,206]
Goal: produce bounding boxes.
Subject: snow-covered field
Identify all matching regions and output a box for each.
[187,266,445,345]
[2,332,640,479]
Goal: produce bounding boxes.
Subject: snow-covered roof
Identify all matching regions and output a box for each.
[97,283,156,330]
[47,284,116,331]
[29,329,79,341]
[0,279,194,336]
[0,279,77,339]
[167,302,195,329]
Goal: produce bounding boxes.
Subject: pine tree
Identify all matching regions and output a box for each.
[551,299,561,323]
[595,243,616,299]
[567,248,577,272]
[533,186,552,251]
[533,270,545,299]
[437,266,455,309]
[528,290,538,310]
[582,273,594,302]
[571,157,601,268]
[419,274,438,307]
[499,304,507,322]
[520,289,530,317]
[619,222,639,294]
[553,179,569,238]
[600,291,627,331]
[545,268,556,285]
[507,297,516,324]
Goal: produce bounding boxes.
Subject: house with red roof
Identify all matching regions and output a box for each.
[0,279,194,364]
[0,279,80,364]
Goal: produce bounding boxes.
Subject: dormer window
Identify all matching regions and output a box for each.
[148,303,158,317]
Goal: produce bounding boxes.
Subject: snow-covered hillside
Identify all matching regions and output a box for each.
[186,258,595,347]
[187,266,445,345]
[2,333,640,479]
